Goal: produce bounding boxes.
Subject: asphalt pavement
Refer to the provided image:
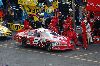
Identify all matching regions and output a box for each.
[0,36,100,66]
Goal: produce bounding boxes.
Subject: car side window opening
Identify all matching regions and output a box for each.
[37,33,40,37]
[28,31,34,36]
[50,32,59,36]
[34,30,40,37]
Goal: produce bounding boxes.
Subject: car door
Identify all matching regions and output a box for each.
[33,32,41,45]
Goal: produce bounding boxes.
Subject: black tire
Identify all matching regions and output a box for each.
[22,37,27,47]
[45,42,52,52]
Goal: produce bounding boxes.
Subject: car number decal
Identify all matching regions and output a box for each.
[33,37,40,44]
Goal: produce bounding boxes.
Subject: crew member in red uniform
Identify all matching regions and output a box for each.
[62,27,80,46]
[62,19,80,46]
[18,19,31,32]
[49,16,59,33]
[65,15,73,28]
[24,19,30,29]
[62,15,73,36]
[81,18,88,49]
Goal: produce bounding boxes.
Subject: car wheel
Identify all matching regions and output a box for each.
[46,42,52,52]
[22,37,27,47]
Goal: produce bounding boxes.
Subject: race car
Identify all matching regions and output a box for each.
[14,28,74,51]
[0,25,12,37]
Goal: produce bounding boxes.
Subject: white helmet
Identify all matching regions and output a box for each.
[69,8,73,12]
[84,20,87,23]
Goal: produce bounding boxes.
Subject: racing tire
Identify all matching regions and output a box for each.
[46,42,52,52]
[22,37,27,47]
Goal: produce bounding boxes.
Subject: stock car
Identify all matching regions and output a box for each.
[0,25,12,37]
[14,28,74,51]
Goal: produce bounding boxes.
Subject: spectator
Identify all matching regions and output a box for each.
[45,16,51,29]
[36,18,43,28]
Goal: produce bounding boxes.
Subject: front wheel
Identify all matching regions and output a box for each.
[21,37,27,47]
[45,42,52,52]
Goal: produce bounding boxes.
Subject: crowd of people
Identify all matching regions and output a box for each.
[23,12,81,49]
[22,11,100,49]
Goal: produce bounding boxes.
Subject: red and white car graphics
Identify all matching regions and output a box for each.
[14,28,74,51]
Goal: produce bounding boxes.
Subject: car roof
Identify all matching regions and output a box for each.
[36,28,51,33]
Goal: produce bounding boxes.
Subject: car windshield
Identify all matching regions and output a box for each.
[43,32,59,37]
[50,32,59,36]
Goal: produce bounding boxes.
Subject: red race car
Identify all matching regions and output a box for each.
[14,28,74,51]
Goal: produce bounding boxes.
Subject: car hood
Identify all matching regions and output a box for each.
[16,30,34,37]
[44,35,68,43]
[16,31,27,37]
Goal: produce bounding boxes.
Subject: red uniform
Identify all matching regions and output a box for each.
[62,28,78,46]
[49,17,59,33]
[62,16,79,46]
[81,20,88,49]
[63,23,72,30]
[18,20,30,32]
[0,10,3,18]
[65,16,73,26]
[24,20,30,29]
[63,16,73,30]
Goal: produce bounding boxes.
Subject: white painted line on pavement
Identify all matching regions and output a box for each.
[74,56,78,58]
[49,64,53,66]
[3,46,7,48]
[64,56,69,58]
[9,47,13,49]
[87,60,92,62]
[84,54,88,56]
[58,55,62,57]
[45,53,50,55]
[94,52,98,54]
[40,52,44,54]
[0,45,3,47]
[51,54,56,56]
[75,58,80,60]
[15,48,19,50]
[81,59,86,61]
[93,61,98,63]
[79,55,83,56]
[33,51,38,52]
[4,44,8,45]
[69,57,74,59]
[28,50,32,52]
[11,43,14,44]
[89,53,93,55]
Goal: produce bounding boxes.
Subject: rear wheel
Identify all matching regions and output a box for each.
[45,42,52,52]
[22,37,27,47]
